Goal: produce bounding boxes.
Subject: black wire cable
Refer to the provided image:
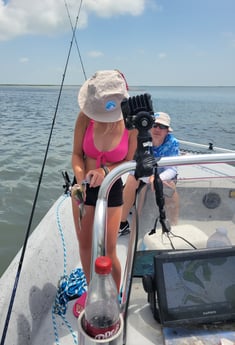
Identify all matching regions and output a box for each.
[0,3,83,344]
[168,232,197,249]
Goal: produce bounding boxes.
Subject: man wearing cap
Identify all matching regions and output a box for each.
[119,112,180,235]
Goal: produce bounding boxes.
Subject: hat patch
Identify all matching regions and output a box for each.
[105,100,117,112]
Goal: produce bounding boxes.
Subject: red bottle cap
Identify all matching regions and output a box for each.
[95,256,112,274]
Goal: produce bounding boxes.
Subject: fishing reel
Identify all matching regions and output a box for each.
[62,171,72,194]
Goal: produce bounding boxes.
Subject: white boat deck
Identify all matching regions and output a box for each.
[1,159,235,345]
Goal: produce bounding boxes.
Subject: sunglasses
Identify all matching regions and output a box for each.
[153,123,169,129]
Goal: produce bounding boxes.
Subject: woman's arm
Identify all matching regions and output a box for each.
[126,129,138,161]
[72,112,89,184]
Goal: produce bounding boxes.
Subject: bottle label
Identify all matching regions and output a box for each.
[85,318,120,340]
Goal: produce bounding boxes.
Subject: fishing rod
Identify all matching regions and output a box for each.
[0,2,84,345]
[64,0,87,81]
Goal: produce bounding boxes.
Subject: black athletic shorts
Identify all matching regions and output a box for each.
[85,178,123,207]
[72,176,123,207]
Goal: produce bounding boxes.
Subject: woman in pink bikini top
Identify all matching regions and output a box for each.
[71,70,137,298]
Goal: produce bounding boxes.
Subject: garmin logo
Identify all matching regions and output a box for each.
[203,310,217,316]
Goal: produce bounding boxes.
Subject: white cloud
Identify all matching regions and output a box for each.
[19,57,29,63]
[88,50,104,58]
[85,0,145,17]
[158,53,167,59]
[0,0,148,41]
[222,31,234,38]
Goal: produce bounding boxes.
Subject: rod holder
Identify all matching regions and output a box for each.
[78,311,124,345]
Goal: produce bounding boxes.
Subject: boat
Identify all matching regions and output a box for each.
[1,142,235,345]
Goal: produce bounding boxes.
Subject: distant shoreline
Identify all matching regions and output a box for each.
[1,84,235,88]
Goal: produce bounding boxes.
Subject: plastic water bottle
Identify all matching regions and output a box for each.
[207,227,232,248]
[84,256,120,340]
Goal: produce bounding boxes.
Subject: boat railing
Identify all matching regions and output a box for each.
[178,139,235,154]
[91,152,235,324]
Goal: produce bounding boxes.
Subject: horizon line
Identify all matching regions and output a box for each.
[0,83,235,88]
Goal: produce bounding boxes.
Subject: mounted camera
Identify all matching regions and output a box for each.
[121,93,155,155]
[121,93,155,131]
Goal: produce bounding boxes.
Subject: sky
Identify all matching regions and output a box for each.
[0,0,235,86]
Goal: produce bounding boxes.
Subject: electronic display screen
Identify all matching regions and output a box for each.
[154,247,235,326]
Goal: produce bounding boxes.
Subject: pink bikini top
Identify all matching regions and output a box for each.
[83,120,129,168]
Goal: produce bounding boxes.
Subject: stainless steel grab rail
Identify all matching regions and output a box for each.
[92,151,235,261]
[91,160,136,277]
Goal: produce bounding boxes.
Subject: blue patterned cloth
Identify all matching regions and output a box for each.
[152,133,179,175]
[53,268,87,316]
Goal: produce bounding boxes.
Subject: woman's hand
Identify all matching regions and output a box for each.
[86,168,106,188]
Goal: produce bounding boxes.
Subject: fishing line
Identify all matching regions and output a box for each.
[64,0,87,81]
[0,2,84,344]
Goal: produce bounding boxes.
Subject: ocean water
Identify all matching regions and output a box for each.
[0,85,235,276]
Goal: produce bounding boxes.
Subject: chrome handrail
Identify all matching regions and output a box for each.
[178,139,235,153]
[91,151,235,266]
[157,152,235,166]
[90,160,137,333]
[91,151,235,273]
[90,161,136,278]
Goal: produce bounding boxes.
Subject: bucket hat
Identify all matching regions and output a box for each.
[78,70,129,123]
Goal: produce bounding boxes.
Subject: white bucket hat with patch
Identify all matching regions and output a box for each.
[78,70,129,123]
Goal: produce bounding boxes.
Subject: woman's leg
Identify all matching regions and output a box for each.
[106,205,123,291]
[72,197,94,284]
[121,174,139,222]
[166,189,179,225]
[72,197,122,291]
[164,181,179,225]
